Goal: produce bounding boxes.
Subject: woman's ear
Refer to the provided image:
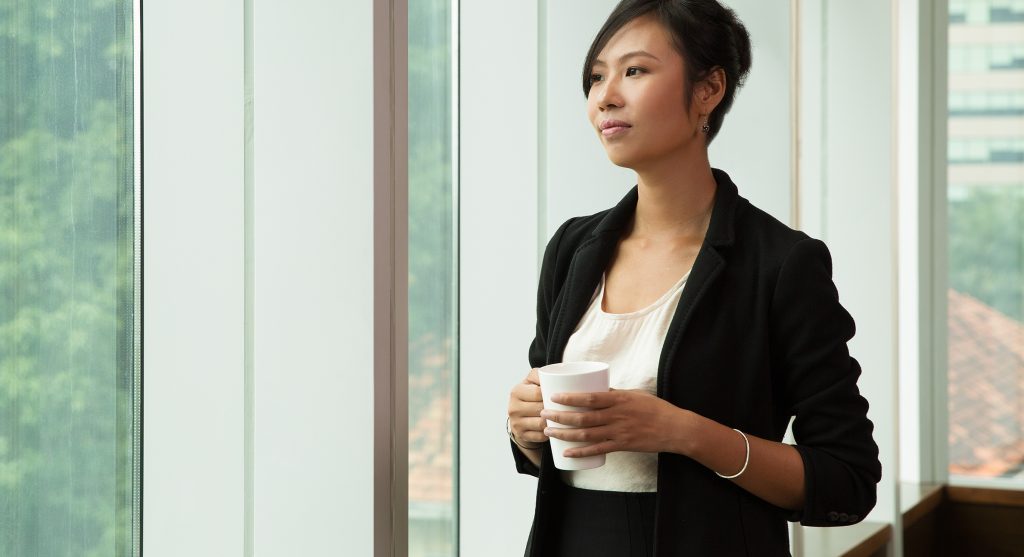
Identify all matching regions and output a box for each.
[697,67,726,111]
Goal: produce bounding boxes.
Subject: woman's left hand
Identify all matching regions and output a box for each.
[540,388,689,457]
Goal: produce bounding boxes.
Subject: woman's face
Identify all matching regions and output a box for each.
[586,14,702,169]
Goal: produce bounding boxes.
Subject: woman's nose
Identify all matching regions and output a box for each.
[596,76,624,110]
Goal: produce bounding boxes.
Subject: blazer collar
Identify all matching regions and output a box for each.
[589,167,740,248]
[546,167,743,376]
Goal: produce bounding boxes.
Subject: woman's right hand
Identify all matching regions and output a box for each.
[508,367,549,449]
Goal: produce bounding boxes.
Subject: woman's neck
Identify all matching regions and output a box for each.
[631,152,717,243]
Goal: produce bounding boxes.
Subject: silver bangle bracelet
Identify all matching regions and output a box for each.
[715,428,750,479]
[507,415,546,450]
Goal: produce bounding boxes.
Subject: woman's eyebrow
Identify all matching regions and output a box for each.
[593,50,661,67]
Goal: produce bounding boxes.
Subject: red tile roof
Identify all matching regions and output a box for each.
[409,390,454,502]
[948,288,1024,477]
[409,338,455,504]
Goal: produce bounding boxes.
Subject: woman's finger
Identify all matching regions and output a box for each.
[562,439,619,458]
[518,429,549,444]
[513,382,543,403]
[551,390,616,408]
[540,408,606,427]
[510,399,543,416]
[512,416,550,443]
[545,425,611,445]
[521,417,550,443]
[528,416,548,433]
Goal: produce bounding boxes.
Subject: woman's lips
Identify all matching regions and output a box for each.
[602,125,631,137]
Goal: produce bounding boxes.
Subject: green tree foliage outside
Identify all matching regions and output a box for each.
[1,1,137,556]
[949,186,1024,323]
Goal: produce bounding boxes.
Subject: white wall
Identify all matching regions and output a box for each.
[251,0,376,554]
[144,0,377,554]
[709,0,794,225]
[458,1,542,555]
[142,0,246,554]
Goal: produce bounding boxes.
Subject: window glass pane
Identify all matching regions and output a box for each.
[947,0,1024,480]
[408,0,457,555]
[0,1,139,555]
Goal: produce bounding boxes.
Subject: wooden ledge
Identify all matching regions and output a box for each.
[900,482,944,529]
[945,485,1024,507]
[841,522,892,557]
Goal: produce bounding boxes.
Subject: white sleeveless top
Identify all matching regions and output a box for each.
[559,268,691,492]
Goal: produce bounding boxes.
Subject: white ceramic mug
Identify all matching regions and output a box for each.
[537,361,610,471]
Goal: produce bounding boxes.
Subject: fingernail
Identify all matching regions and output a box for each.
[543,428,551,435]
[539,410,550,418]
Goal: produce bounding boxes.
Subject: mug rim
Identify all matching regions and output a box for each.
[538,361,609,377]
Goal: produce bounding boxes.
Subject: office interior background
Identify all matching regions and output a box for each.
[1,0,1022,555]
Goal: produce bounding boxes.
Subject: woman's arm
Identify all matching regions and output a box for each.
[766,237,881,525]
[545,389,807,510]
[669,409,805,511]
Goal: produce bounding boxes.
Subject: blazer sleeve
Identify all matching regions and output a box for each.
[770,238,883,527]
[511,217,577,478]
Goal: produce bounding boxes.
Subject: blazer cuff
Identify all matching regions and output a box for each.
[788,444,877,527]
[511,438,541,477]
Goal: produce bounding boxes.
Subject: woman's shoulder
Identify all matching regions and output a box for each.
[542,209,613,259]
[734,196,821,264]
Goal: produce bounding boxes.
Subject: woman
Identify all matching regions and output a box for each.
[505,1,882,556]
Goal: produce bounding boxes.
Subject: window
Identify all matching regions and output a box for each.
[950,0,1024,24]
[0,1,140,554]
[408,0,458,554]
[947,1,1024,480]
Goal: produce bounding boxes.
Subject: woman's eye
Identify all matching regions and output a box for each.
[590,67,644,84]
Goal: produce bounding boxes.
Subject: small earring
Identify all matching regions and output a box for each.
[701,120,710,134]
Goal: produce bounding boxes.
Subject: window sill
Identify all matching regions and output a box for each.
[800,521,892,557]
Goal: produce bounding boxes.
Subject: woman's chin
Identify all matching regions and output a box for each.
[605,153,639,170]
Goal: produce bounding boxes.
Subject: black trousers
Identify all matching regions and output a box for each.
[550,481,657,557]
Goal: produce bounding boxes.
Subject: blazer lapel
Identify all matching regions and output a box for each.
[545,188,635,364]
[547,168,742,401]
[656,168,741,398]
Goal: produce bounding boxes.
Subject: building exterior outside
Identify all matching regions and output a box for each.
[947,0,1024,479]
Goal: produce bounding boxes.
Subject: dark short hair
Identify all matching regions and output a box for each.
[582,0,752,146]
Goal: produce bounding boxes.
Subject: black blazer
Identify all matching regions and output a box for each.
[512,168,882,556]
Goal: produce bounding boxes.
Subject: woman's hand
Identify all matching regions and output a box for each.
[507,368,550,448]
[540,388,688,457]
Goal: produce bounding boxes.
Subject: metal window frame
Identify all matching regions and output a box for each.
[374,0,409,555]
[920,0,951,487]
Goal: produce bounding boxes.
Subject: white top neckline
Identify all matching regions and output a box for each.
[597,270,691,320]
